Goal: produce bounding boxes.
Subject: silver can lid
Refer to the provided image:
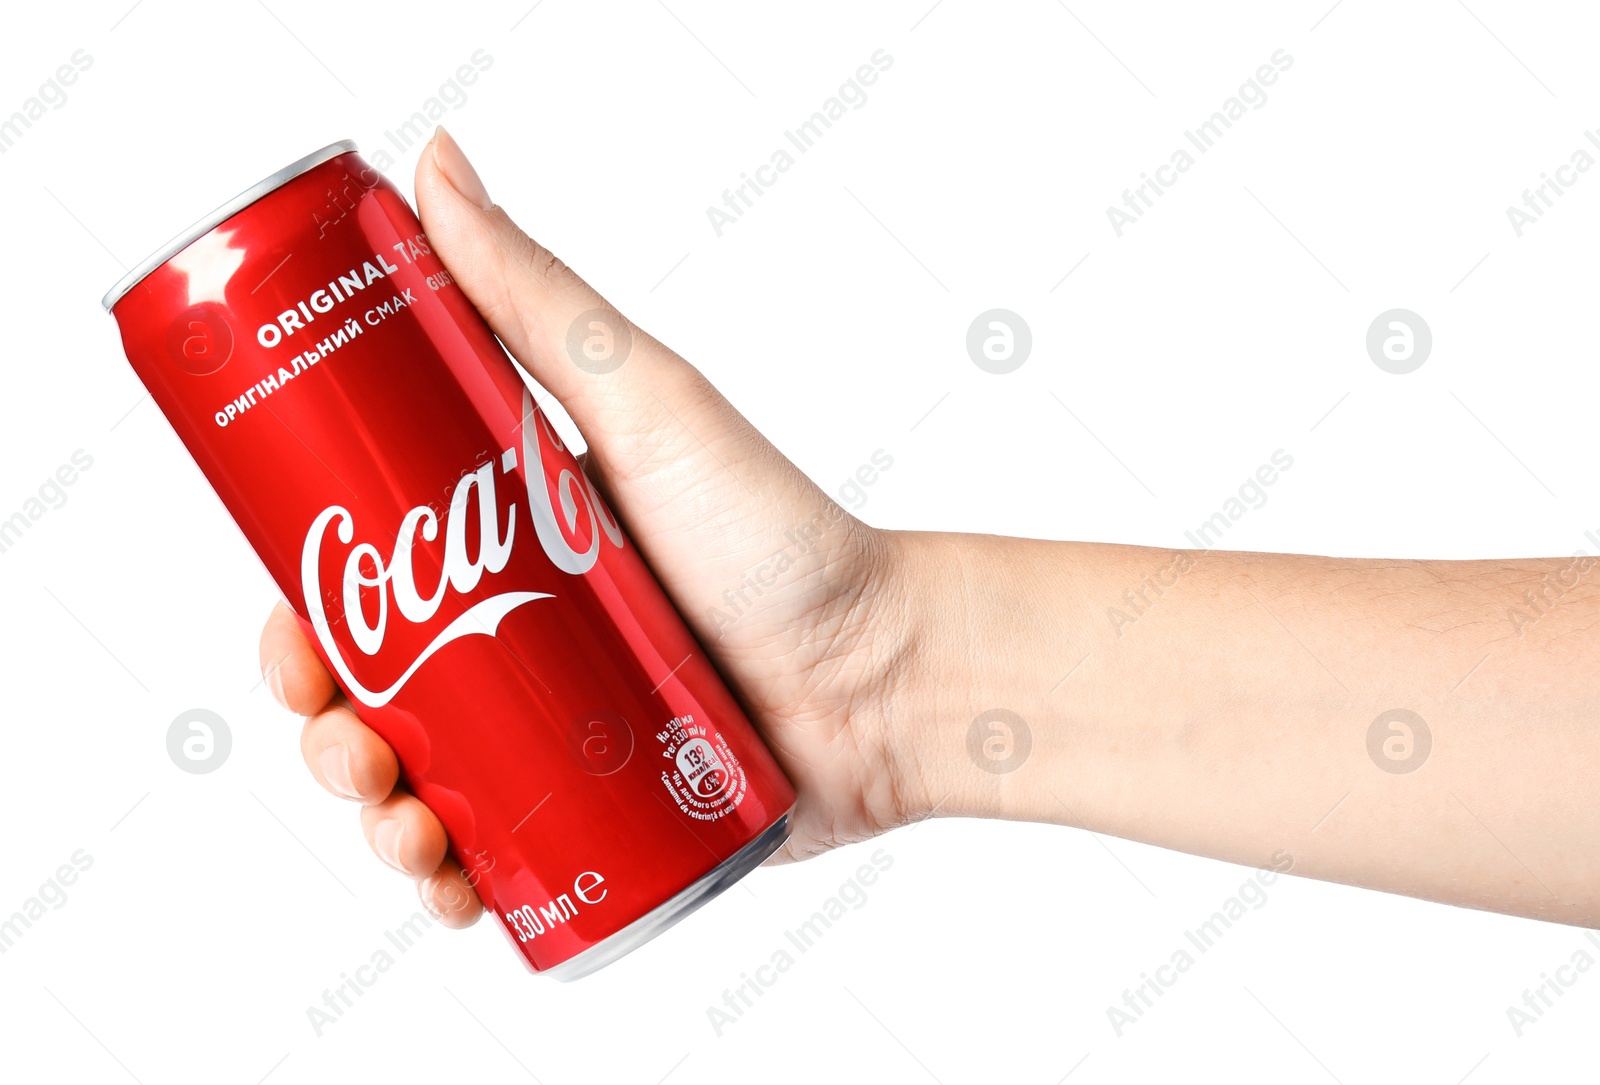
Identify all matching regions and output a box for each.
[101,139,359,312]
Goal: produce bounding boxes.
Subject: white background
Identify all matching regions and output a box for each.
[2,1,1597,1081]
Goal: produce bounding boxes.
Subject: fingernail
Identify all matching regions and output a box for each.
[265,661,288,710]
[418,874,443,918]
[319,743,360,800]
[432,126,492,211]
[374,819,407,873]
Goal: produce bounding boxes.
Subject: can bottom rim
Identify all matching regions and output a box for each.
[543,806,795,982]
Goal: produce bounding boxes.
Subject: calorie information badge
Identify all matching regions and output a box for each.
[659,715,748,820]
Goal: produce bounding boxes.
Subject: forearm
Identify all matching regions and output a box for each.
[885,533,1600,925]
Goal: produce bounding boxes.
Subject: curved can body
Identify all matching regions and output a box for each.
[104,142,796,979]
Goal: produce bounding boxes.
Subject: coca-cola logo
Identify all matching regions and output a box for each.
[302,389,625,707]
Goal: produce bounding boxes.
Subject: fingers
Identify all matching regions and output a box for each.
[260,600,337,715]
[299,700,398,803]
[361,793,482,926]
[419,861,483,928]
[361,790,448,875]
[302,697,482,924]
[262,603,481,926]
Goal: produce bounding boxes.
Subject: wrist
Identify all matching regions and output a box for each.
[865,533,1212,840]
[863,529,1086,828]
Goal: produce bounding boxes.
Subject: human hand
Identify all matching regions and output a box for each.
[257,128,1600,939]
[258,128,925,926]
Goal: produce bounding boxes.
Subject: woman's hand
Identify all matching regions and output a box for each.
[258,128,928,926]
[259,128,1600,935]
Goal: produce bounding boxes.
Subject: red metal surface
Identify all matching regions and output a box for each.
[107,147,795,974]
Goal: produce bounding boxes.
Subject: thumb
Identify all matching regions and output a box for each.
[416,127,690,455]
[412,128,874,647]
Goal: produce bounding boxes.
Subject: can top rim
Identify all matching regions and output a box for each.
[100,139,359,312]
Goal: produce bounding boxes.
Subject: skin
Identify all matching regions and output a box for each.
[261,127,1600,932]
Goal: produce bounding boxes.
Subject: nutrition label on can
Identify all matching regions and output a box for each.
[656,714,748,820]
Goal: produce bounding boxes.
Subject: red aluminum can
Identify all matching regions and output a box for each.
[103,140,796,979]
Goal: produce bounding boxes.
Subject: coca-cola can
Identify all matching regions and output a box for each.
[102,140,797,979]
